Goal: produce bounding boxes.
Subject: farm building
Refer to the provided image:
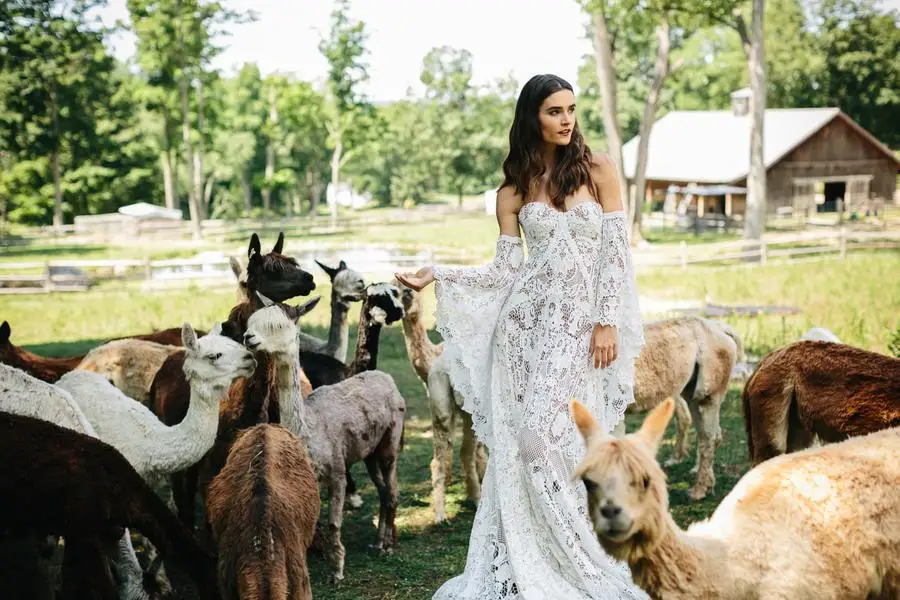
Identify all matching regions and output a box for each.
[622,88,900,219]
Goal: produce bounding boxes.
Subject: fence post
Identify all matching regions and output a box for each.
[680,241,687,269]
[839,226,847,259]
[144,257,152,281]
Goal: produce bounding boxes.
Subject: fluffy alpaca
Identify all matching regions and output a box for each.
[0,411,219,600]
[612,316,743,500]
[742,340,900,466]
[0,363,155,600]
[207,423,319,600]
[244,301,406,582]
[150,297,319,531]
[394,281,486,523]
[76,339,182,406]
[571,398,900,599]
[296,259,366,362]
[56,323,257,486]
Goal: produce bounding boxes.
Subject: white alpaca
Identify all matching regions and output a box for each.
[76,338,181,406]
[245,294,405,582]
[56,323,257,486]
[0,363,149,600]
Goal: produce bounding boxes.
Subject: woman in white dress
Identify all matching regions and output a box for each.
[397,74,647,600]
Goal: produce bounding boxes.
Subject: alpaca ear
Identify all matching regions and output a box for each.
[286,296,321,321]
[255,291,275,308]
[182,323,199,352]
[314,259,338,279]
[209,322,223,336]
[229,256,243,279]
[338,259,347,271]
[635,397,675,454]
[571,399,608,445]
[272,232,284,254]
[0,321,9,343]
[248,233,261,259]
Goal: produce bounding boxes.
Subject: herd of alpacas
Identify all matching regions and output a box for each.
[0,230,897,599]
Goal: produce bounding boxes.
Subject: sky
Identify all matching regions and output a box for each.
[96,0,596,102]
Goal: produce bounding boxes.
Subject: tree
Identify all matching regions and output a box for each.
[745,0,766,243]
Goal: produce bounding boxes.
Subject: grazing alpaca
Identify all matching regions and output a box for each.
[297,259,367,362]
[245,299,406,582]
[0,363,158,600]
[612,316,743,500]
[56,323,257,486]
[299,282,405,388]
[76,339,182,406]
[393,281,486,523]
[571,398,900,599]
[0,411,219,600]
[742,340,900,466]
[207,423,319,600]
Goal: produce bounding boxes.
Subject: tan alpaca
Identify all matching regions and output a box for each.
[572,398,900,600]
[76,338,182,406]
[613,316,742,500]
[394,280,487,523]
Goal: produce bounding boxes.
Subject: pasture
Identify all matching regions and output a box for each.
[0,248,897,599]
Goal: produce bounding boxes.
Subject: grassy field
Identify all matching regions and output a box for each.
[0,252,897,598]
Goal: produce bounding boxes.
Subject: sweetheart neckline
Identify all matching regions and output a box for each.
[519,200,603,217]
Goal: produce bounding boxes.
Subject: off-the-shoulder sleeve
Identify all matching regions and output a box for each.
[590,211,645,432]
[431,235,523,446]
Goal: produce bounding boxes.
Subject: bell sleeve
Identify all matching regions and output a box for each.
[431,234,524,446]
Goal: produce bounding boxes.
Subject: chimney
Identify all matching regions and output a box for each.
[730,87,751,117]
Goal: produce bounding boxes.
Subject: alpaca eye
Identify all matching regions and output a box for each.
[581,476,598,494]
[641,475,650,490]
[208,353,222,361]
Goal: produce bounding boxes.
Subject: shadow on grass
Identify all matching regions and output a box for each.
[23,339,108,357]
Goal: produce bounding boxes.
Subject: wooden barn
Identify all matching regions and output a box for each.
[622,88,900,219]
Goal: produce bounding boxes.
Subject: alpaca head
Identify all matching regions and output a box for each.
[244,292,321,356]
[571,398,674,552]
[246,232,316,302]
[392,278,423,319]
[181,322,257,390]
[316,259,366,304]
[363,283,405,326]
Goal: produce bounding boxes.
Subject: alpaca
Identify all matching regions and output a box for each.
[0,411,219,600]
[150,296,320,531]
[0,363,156,600]
[207,423,319,600]
[742,340,900,466]
[297,259,366,362]
[244,300,406,582]
[612,316,743,500]
[299,282,405,388]
[76,338,182,406]
[571,398,900,599]
[243,232,316,302]
[393,280,486,523]
[229,256,249,303]
[56,323,257,487]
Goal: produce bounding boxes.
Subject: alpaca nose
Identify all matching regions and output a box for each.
[600,505,621,520]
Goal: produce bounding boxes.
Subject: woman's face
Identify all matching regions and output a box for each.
[538,89,576,146]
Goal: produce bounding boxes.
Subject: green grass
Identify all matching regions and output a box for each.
[0,253,896,598]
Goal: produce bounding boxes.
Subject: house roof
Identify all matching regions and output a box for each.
[622,107,849,184]
[117,202,183,220]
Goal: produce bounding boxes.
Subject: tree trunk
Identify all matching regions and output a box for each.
[241,166,252,212]
[160,115,176,210]
[203,173,216,215]
[177,0,202,240]
[329,136,342,228]
[630,17,674,245]
[307,168,321,214]
[744,0,767,245]
[262,84,277,213]
[591,5,630,219]
[194,79,206,220]
[50,83,63,229]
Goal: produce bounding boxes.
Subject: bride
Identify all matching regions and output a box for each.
[397,73,647,599]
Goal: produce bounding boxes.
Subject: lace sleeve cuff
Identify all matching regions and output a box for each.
[434,235,523,289]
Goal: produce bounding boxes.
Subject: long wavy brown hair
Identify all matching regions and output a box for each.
[501,74,599,210]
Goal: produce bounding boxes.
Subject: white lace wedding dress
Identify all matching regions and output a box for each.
[431,200,647,600]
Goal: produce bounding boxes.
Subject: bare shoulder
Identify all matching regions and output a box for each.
[496,185,524,214]
[589,152,623,212]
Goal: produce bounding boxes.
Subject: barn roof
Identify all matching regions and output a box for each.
[621,107,898,184]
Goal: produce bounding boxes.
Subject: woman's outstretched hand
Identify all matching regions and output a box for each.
[590,324,618,369]
[395,267,436,292]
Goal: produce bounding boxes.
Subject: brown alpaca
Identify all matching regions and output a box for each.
[572,398,900,599]
[743,340,900,466]
[394,280,487,523]
[207,424,319,600]
[615,316,743,500]
[76,338,181,406]
[0,411,218,600]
